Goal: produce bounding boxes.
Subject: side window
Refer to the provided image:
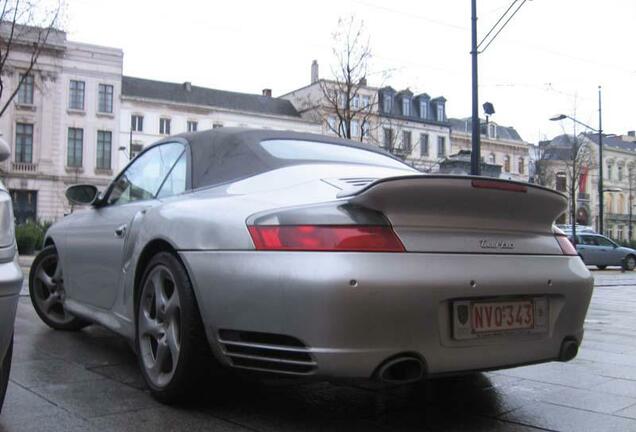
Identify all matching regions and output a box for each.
[107,143,184,206]
[596,236,615,247]
[157,152,187,198]
[583,236,598,246]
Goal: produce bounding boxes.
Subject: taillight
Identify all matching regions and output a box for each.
[555,235,577,256]
[471,179,528,193]
[248,225,405,252]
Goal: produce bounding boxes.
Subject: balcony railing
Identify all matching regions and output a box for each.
[11,161,37,173]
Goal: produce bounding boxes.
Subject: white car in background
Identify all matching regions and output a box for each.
[0,138,24,413]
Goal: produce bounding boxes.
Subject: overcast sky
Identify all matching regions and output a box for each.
[65,0,635,144]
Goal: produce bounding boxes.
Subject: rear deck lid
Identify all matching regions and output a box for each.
[344,175,567,255]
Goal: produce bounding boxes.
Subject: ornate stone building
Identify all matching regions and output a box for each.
[0,27,123,222]
[448,118,531,182]
[537,131,636,241]
[280,61,452,171]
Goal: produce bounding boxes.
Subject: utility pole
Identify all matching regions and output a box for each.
[469,0,530,176]
[598,85,604,235]
[470,0,480,175]
[629,168,633,241]
[570,130,578,246]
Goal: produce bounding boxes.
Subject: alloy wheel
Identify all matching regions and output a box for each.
[31,252,75,326]
[139,265,182,388]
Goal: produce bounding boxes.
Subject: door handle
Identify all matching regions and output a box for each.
[115,224,127,238]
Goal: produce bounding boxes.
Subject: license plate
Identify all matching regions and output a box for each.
[453,297,548,340]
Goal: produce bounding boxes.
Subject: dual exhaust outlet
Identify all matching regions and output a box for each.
[377,356,425,384]
[377,337,579,385]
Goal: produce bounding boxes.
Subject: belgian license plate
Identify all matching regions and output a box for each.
[453,298,548,340]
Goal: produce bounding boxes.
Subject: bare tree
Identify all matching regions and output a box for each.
[541,133,595,239]
[320,16,375,142]
[0,0,62,117]
[530,142,556,187]
[371,115,402,153]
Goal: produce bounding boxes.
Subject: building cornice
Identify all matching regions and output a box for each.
[451,131,530,149]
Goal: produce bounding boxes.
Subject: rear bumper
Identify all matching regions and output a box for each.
[0,256,23,361]
[180,251,593,379]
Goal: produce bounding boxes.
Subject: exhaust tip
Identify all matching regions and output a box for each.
[559,338,579,362]
[378,357,425,384]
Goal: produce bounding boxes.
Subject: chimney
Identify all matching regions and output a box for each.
[262,88,272,97]
[183,81,192,92]
[311,60,319,84]
[629,131,636,137]
[359,77,367,86]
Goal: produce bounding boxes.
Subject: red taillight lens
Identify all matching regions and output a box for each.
[248,225,405,252]
[471,179,528,193]
[555,235,577,256]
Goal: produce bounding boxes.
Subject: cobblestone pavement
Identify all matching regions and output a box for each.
[2,265,636,431]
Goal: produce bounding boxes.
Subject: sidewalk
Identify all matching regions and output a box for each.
[18,254,34,271]
[17,254,34,296]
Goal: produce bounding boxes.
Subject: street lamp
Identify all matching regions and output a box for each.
[550,86,604,233]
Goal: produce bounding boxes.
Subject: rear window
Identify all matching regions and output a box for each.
[260,139,411,170]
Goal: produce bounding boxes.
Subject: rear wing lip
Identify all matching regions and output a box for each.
[336,174,567,199]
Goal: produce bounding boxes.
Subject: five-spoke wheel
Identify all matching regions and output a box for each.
[29,246,88,331]
[139,265,182,388]
[135,252,214,403]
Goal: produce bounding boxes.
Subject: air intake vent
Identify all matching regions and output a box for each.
[218,330,316,375]
[322,177,377,191]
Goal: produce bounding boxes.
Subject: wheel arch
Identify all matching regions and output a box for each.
[134,239,176,303]
[133,238,193,316]
[43,236,55,247]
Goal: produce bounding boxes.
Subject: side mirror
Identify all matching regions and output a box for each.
[0,135,11,162]
[66,184,99,206]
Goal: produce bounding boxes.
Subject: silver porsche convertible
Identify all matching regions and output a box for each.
[30,128,593,403]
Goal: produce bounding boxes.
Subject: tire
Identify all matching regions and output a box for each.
[29,246,89,331]
[624,255,636,271]
[596,265,607,270]
[0,335,12,414]
[135,252,216,404]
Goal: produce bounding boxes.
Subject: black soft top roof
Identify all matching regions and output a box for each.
[151,128,405,189]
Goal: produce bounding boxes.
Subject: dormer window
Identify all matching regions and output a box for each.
[383,94,392,113]
[402,97,410,116]
[437,104,445,121]
[419,101,428,119]
[488,123,497,138]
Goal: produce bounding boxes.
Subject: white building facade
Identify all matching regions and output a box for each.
[280,62,451,171]
[448,118,531,182]
[540,132,636,241]
[118,77,321,170]
[0,29,122,222]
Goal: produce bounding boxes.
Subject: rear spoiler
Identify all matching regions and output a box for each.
[341,175,568,234]
[337,175,565,199]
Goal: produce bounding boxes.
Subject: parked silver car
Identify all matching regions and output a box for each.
[574,233,636,270]
[30,129,593,404]
[0,139,24,413]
